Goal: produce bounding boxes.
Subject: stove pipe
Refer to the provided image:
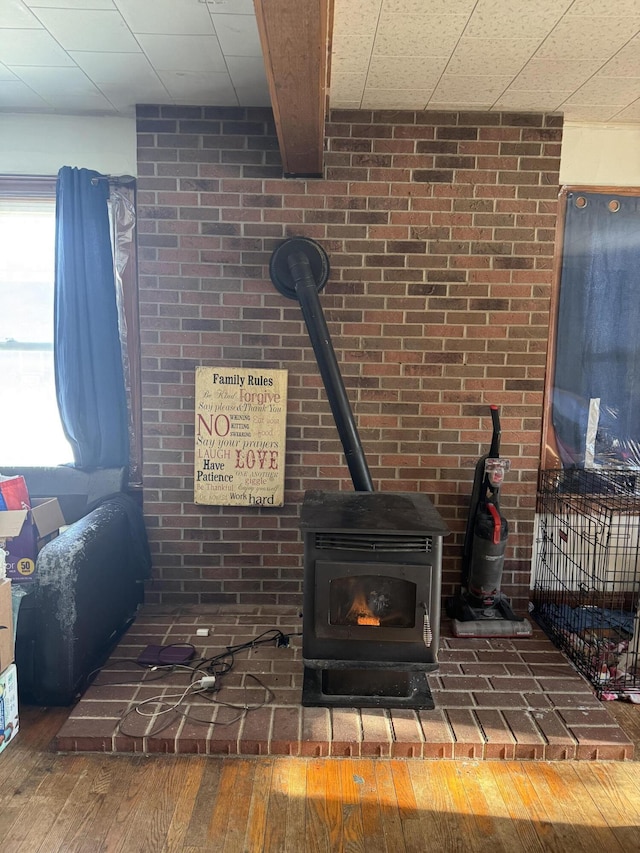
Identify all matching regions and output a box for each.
[269,237,374,492]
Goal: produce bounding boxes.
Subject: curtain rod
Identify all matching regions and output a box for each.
[90,174,136,187]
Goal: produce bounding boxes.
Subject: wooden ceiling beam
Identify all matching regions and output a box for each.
[254,0,333,178]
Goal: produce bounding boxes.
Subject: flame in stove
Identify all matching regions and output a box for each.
[346,589,381,627]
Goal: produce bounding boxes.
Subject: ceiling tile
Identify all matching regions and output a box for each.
[493,90,569,111]
[374,14,468,56]
[361,88,430,108]
[610,99,640,121]
[33,9,140,52]
[563,76,640,106]
[382,0,476,13]
[334,0,382,36]
[0,28,75,66]
[234,83,271,108]
[447,38,542,77]
[137,34,226,73]
[465,0,572,39]
[332,34,376,73]
[211,13,261,57]
[432,74,513,103]
[0,0,42,28]
[0,78,49,108]
[114,0,213,36]
[568,0,640,15]
[428,100,499,111]
[24,1,115,7]
[0,63,17,81]
[561,104,621,120]
[330,71,367,102]
[201,0,256,13]
[69,50,163,87]
[155,69,236,104]
[366,56,446,90]
[512,59,604,91]
[535,17,640,60]
[599,36,640,76]
[95,82,171,114]
[12,65,115,110]
[224,55,267,89]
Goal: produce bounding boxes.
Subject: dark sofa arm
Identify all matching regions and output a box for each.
[16,494,151,705]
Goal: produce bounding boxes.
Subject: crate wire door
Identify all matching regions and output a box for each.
[534,468,640,698]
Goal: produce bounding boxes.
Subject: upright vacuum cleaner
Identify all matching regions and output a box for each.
[447,405,532,638]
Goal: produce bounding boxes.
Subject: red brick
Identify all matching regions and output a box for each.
[360,708,393,756]
[300,706,331,757]
[446,709,485,759]
[475,709,516,759]
[417,709,455,759]
[330,708,362,757]
[389,709,424,758]
[270,707,302,756]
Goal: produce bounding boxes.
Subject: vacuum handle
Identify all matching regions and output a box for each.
[489,404,501,458]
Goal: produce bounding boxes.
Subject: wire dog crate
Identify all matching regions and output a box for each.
[533,468,640,699]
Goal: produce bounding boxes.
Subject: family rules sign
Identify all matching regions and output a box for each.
[194,367,288,507]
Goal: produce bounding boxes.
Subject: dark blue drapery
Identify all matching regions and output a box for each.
[553,191,640,468]
[54,166,129,469]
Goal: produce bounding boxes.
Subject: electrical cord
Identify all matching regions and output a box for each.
[114,627,288,738]
[84,659,211,688]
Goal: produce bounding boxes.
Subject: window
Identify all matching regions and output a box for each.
[0,175,142,481]
[0,180,72,466]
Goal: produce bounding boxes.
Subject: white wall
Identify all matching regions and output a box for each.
[560,122,640,187]
[0,114,137,177]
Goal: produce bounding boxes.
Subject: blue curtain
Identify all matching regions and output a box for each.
[54,166,129,469]
[553,191,640,468]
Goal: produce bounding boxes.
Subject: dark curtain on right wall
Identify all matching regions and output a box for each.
[553,190,640,469]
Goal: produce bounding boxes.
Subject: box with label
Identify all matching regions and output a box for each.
[0,663,19,756]
[0,580,13,672]
[0,498,65,583]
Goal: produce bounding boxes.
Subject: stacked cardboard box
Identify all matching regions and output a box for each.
[0,474,65,583]
[0,579,18,755]
[0,476,64,755]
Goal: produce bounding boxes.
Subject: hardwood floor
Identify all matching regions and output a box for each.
[1,705,639,852]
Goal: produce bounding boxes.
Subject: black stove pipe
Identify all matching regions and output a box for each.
[269,238,374,493]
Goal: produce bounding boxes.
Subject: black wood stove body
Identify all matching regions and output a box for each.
[300,489,448,708]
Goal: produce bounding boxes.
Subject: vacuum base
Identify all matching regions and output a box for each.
[447,592,533,639]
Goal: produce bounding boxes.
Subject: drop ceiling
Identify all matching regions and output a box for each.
[1,0,640,124]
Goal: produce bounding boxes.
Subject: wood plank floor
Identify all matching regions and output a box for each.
[1,706,639,852]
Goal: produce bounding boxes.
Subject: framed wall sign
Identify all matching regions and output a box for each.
[194,366,288,506]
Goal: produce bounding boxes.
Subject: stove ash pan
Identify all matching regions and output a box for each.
[300,490,449,676]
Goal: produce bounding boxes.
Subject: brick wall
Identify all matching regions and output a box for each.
[136,106,562,613]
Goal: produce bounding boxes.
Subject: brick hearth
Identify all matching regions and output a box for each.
[54,606,634,761]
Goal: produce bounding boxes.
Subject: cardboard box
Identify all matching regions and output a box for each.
[0,580,13,672]
[0,663,19,756]
[0,498,65,583]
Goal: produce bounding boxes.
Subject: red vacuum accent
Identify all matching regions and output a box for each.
[487,501,502,545]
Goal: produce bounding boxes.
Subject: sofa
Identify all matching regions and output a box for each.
[4,467,151,705]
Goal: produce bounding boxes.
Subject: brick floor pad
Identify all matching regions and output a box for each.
[54,605,635,761]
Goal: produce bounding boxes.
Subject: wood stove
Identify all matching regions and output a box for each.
[269,237,449,708]
[300,490,448,709]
